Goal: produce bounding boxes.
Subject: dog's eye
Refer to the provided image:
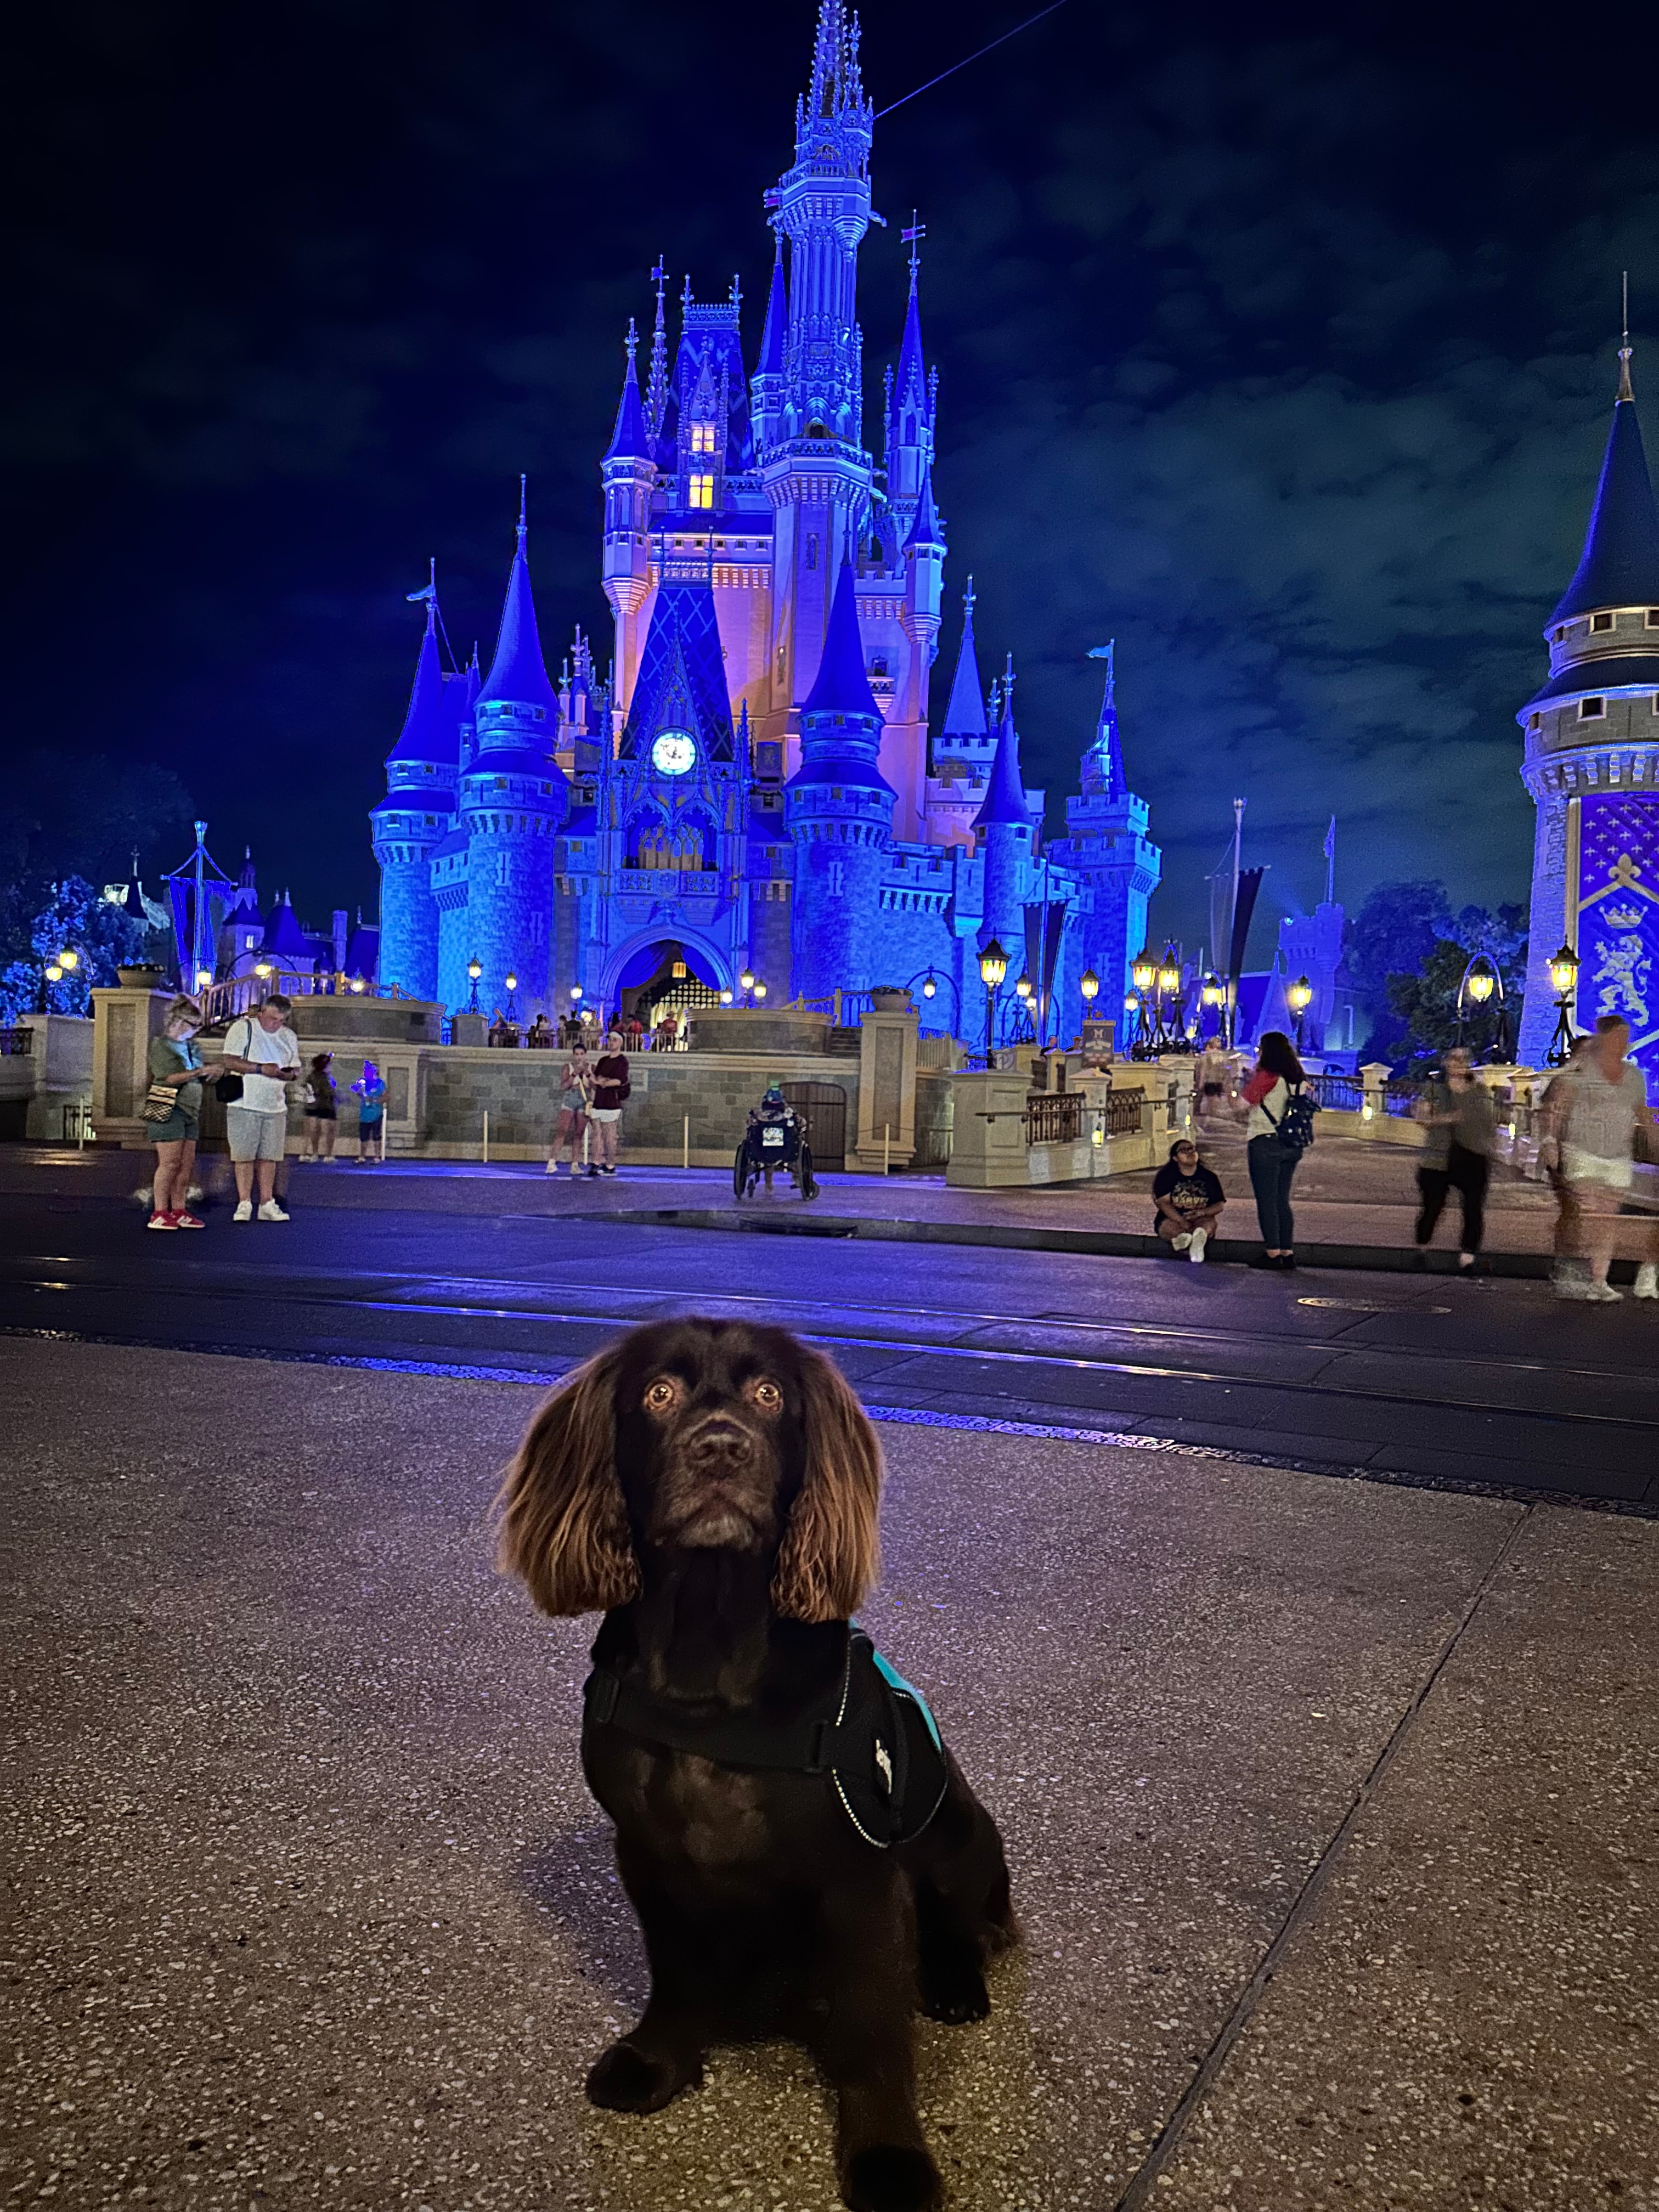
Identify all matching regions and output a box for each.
[643,1378,680,1414]
[749,1378,783,1410]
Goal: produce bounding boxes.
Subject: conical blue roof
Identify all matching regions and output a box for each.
[973,697,1029,832]
[895,266,928,414]
[623,571,735,760]
[757,241,787,379]
[940,585,988,737]
[903,467,943,553]
[477,500,558,714]
[387,605,461,766]
[802,562,880,719]
[1549,369,1659,627]
[262,893,314,961]
[604,339,650,463]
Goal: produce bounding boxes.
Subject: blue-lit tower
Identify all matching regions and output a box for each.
[1050,644,1162,1007]
[973,671,1034,960]
[372,584,462,1002]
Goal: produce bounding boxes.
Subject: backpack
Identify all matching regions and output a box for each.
[1264,1079,1319,1156]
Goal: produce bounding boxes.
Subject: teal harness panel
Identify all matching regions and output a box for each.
[582,1624,950,1849]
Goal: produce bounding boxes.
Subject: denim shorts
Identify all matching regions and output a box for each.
[150,1108,199,1145]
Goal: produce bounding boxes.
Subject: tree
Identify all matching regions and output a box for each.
[0,878,145,1025]
[1345,881,1453,1057]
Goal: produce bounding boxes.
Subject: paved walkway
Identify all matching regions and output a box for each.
[3,1340,1653,2211]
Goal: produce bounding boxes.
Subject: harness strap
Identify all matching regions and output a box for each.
[584,1634,856,1775]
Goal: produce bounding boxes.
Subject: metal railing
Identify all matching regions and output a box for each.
[1383,1080,1420,1119]
[0,1028,34,1058]
[917,1034,957,1071]
[1306,1071,1363,1112]
[1025,1093,1086,1144]
[1103,1087,1146,1137]
[195,970,403,1026]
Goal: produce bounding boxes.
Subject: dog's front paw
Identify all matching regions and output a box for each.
[842,2143,943,2212]
[919,1958,990,2025]
[584,2038,701,2114]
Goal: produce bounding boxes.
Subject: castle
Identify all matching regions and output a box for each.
[372,2,1159,1037]
[1517,336,1659,1084]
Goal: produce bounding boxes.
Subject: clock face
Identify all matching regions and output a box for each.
[651,730,697,778]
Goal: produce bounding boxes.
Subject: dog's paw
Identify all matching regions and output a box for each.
[842,2143,943,2212]
[584,2038,701,2114]
[918,1960,990,2025]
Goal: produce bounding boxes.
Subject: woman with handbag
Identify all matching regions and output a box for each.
[1237,1029,1310,1271]
[143,996,230,1230]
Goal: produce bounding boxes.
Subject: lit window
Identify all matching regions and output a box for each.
[1579,697,1606,720]
[1592,611,1615,633]
[690,422,716,454]
[688,473,715,509]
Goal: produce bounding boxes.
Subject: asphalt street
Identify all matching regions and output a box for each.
[2,1155,1656,1508]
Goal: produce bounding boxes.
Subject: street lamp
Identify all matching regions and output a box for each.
[752,979,767,1001]
[1457,955,1506,1059]
[58,949,79,972]
[1131,947,1156,995]
[1544,944,1579,1068]
[1152,947,1181,1053]
[921,972,938,1000]
[466,956,483,1013]
[1287,972,1313,1050]
[1123,991,1141,1057]
[979,938,1008,1062]
[719,989,734,1006]
[504,970,520,1022]
[348,975,366,995]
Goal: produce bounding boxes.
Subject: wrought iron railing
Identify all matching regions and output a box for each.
[1025,1093,1086,1144]
[195,970,403,1026]
[1103,1087,1146,1137]
[1383,1080,1420,1119]
[0,1027,34,1058]
[1306,1071,1363,1112]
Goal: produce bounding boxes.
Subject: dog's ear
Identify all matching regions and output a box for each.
[495,1347,641,1616]
[771,1345,883,1623]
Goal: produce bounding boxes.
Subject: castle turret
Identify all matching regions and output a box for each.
[373,579,464,1001]
[454,486,568,1015]
[601,324,657,710]
[1517,336,1659,1066]
[752,236,788,460]
[787,561,894,996]
[1047,641,1161,1015]
[884,241,933,518]
[973,672,1033,962]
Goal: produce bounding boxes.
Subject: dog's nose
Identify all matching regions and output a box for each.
[685,1414,755,1463]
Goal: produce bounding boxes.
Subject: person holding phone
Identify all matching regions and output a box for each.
[219,995,301,1222]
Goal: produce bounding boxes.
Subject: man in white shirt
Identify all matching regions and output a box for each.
[221,995,301,1222]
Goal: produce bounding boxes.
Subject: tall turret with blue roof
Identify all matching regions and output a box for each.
[601,324,657,715]
[449,484,568,1018]
[1517,329,1659,1071]
[1049,640,1162,1009]
[973,665,1034,966]
[373,571,468,1002]
[787,562,894,997]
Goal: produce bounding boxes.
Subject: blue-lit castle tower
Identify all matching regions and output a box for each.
[1517,338,1659,1082]
[373,0,1159,1035]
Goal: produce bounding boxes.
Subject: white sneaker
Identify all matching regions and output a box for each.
[1188,1226,1209,1263]
[544,1159,558,1175]
[1171,1231,1192,1251]
[1584,1279,1623,1301]
[1634,1263,1658,1300]
[257,1200,290,1223]
[233,1200,253,1223]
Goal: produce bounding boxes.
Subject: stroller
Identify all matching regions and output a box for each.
[733,1088,819,1201]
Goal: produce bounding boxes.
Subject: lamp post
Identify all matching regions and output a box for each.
[979,938,1008,1064]
[1155,947,1182,1054]
[504,970,520,1023]
[1079,967,1099,1048]
[907,966,961,1035]
[1201,972,1224,1045]
[1544,944,1579,1068]
[466,957,483,1014]
[1122,992,1140,1054]
[738,966,756,1008]
[1457,955,1506,1059]
[1287,973,1313,1051]
[1130,949,1156,1060]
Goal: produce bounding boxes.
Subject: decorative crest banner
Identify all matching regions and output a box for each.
[1575,793,1659,1094]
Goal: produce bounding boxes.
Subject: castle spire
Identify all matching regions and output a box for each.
[1087,640,1123,801]
[1547,330,1659,627]
[940,579,988,737]
[758,232,787,381]
[902,462,943,554]
[604,320,650,461]
[775,0,873,447]
[973,669,1029,831]
[387,572,460,767]
[644,259,671,444]
[476,483,558,714]
[802,560,881,720]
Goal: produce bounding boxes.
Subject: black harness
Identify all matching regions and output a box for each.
[583,1626,949,1849]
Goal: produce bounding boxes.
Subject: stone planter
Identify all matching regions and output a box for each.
[116,966,167,989]
[869,989,912,1012]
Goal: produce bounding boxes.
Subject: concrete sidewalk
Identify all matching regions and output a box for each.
[3,1339,1654,2211]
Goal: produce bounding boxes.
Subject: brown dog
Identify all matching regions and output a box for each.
[496,1317,1013,2212]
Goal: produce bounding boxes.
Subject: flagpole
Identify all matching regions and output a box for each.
[1324,814,1336,907]
[1228,798,1245,1046]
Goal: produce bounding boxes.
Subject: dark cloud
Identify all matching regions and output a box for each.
[5,0,1658,944]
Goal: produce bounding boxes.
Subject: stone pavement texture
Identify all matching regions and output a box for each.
[3,1340,1655,2211]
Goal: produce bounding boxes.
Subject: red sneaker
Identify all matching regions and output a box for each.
[172,1211,206,1229]
[146,1211,178,1231]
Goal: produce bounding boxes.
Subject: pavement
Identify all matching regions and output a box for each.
[3,1340,1655,2212]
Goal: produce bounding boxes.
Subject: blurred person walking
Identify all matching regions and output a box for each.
[1413,1047,1496,1269]
[586,1028,631,1177]
[1541,1035,1593,1295]
[545,1042,592,1175]
[219,995,300,1223]
[1195,1037,1232,1128]
[1539,1015,1658,1300]
[1238,1030,1313,1271]
[144,995,227,1229]
[302,1053,337,1160]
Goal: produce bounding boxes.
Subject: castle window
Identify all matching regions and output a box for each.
[1592,612,1615,633]
[688,473,715,510]
[1528,714,1541,732]
[1648,609,1659,627]
[496,853,511,887]
[1579,697,1606,720]
[806,535,819,571]
[690,422,716,454]
[1651,694,1659,713]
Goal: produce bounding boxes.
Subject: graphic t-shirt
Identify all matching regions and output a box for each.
[1152,1161,1226,1221]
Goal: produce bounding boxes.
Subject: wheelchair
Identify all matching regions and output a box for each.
[733,1109,819,1201]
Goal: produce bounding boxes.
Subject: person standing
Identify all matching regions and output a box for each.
[1195,1038,1232,1128]
[546,1042,592,1175]
[146,996,227,1229]
[526,1012,553,1050]
[1151,1138,1227,1261]
[1539,1035,1593,1295]
[220,995,300,1222]
[353,1061,387,1164]
[1238,1030,1308,1270]
[1413,1048,1496,1270]
[1539,1015,1658,1300]
[302,1052,337,1161]
[586,1028,631,1177]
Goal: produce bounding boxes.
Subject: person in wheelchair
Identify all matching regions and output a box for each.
[735,1087,817,1199]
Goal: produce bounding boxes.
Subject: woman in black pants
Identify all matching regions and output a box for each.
[1239,1030,1307,1269]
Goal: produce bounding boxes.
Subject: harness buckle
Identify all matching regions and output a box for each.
[807,1718,832,1773]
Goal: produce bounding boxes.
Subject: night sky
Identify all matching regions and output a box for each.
[9,0,1658,952]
